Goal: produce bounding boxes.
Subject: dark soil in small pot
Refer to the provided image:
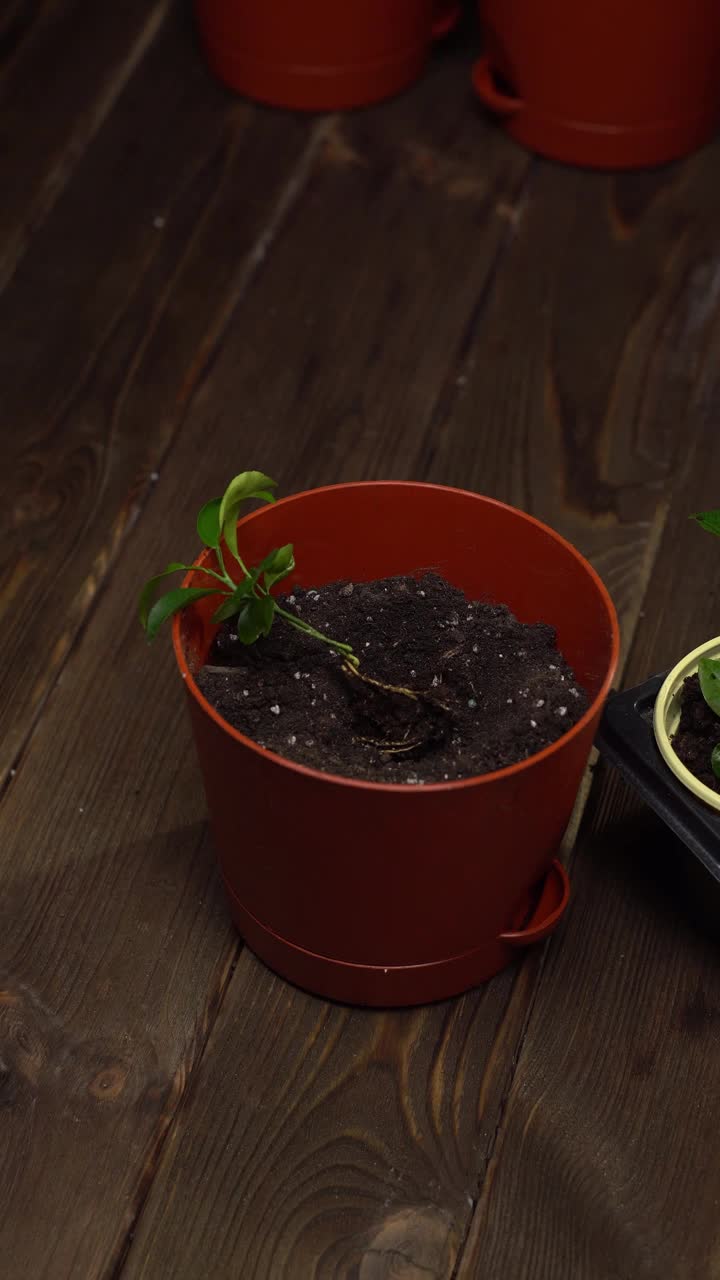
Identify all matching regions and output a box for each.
[197,572,589,784]
[672,673,720,793]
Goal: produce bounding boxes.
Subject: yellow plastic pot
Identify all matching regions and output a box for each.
[653,637,720,812]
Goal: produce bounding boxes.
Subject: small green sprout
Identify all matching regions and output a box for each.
[139,470,359,667]
[692,509,720,538]
[692,508,720,779]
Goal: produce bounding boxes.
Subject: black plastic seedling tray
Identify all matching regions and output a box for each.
[596,673,720,885]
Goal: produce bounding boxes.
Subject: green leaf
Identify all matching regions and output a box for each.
[236,595,276,644]
[712,744,720,781]
[692,509,720,537]
[211,578,257,623]
[698,656,720,717]
[197,497,222,548]
[259,543,295,592]
[145,587,218,641]
[218,471,277,564]
[138,563,188,630]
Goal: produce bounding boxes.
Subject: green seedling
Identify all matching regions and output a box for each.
[139,470,359,668]
[692,508,720,779]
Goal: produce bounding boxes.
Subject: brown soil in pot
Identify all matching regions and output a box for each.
[197,573,589,784]
[671,673,720,793]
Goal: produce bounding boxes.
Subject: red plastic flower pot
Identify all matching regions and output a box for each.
[173,482,619,1006]
[474,0,720,168]
[194,0,460,112]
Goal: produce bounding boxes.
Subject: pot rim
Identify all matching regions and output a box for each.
[172,480,620,793]
[653,635,720,813]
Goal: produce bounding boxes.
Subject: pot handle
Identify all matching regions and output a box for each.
[500,859,570,948]
[472,54,524,116]
[432,2,461,39]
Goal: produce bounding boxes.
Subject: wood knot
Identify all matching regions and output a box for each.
[88,1063,128,1102]
[0,992,45,1085]
[359,1206,458,1279]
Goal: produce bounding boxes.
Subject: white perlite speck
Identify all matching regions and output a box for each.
[530,720,537,728]
[294,671,301,679]
[270,705,280,715]
[535,699,545,708]
[431,675,441,687]
[287,735,296,745]
[472,644,479,653]
[287,595,295,604]
[242,689,249,696]
[557,706,568,716]
[570,687,580,697]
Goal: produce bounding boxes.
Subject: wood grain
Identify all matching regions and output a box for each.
[0,0,178,291]
[0,11,312,788]
[115,80,720,1280]
[5,13,720,1280]
[458,288,720,1279]
[413,152,720,657]
[0,44,527,1280]
[121,953,519,1280]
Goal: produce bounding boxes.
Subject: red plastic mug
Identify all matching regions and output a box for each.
[174,482,619,1006]
[195,0,460,111]
[474,0,720,168]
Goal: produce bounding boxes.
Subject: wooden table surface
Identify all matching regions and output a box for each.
[3,5,720,1278]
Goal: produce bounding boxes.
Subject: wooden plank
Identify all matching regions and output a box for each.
[122,956,520,1280]
[456,218,720,1278]
[458,788,720,1280]
[115,108,720,1280]
[0,50,529,1280]
[0,0,173,291]
[0,10,311,787]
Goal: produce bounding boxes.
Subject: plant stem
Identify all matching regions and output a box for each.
[275,605,359,666]
[214,543,236,588]
[195,564,233,588]
[233,547,253,581]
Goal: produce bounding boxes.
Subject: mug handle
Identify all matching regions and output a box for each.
[500,859,570,947]
[472,54,524,116]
